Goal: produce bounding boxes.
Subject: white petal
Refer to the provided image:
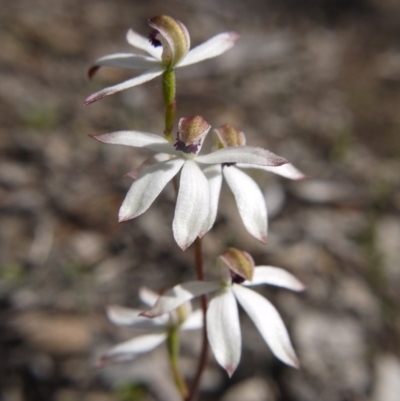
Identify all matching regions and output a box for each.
[139,287,160,307]
[173,160,210,250]
[181,309,203,330]
[233,285,299,368]
[119,158,184,222]
[106,305,167,329]
[199,164,223,237]
[223,166,267,243]
[178,32,239,67]
[92,130,175,154]
[126,28,163,59]
[91,53,159,70]
[237,163,305,180]
[142,281,221,318]
[196,146,288,167]
[103,333,167,360]
[84,68,163,105]
[244,267,305,291]
[207,288,241,376]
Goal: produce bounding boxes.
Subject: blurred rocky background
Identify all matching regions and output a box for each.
[1,0,400,400]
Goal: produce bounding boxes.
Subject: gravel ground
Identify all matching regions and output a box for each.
[1,1,400,401]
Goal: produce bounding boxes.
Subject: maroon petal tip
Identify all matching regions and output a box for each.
[87,65,100,80]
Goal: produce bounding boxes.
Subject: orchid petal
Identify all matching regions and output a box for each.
[207,288,241,376]
[89,53,159,74]
[178,32,240,67]
[223,166,267,243]
[181,309,203,330]
[196,146,288,167]
[142,281,220,318]
[119,158,184,222]
[139,287,160,307]
[106,305,167,329]
[126,28,163,59]
[84,68,163,105]
[237,163,305,180]
[233,285,299,368]
[244,267,305,291]
[199,164,223,237]
[173,160,210,250]
[102,333,167,361]
[92,130,175,154]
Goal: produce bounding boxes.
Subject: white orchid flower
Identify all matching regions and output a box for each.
[142,248,305,376]
[201,124,305,242]
[85,15,239,105]
[93,116,293,250]
[99,286,202,365]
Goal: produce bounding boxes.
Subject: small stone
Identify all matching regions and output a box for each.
[292,179,359,204]
[294,311,368,393]
[373,354,400,401]
[221,377,276,401]
[11,312,92,355]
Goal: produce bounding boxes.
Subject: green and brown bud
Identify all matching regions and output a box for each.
[148,15,190,69]
[214,124,246,149]
[174,115,211,154]
[219,248,255,283]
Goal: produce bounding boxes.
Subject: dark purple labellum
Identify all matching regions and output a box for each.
[148,29,162,47]
[230,270,246,284]
[174,138,200,154]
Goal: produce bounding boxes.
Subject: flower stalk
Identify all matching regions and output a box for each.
[162,69,176,142]
[167,328,188,399]
[187,237,208,401]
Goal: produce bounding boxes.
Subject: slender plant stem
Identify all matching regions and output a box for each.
[167,328,189,399]
[162,69,176,142]
[186,237,208,401]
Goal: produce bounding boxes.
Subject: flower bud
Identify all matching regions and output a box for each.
[148,15,190,68]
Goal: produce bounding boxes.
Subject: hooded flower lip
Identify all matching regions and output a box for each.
[99,287,202,366]
[84,15,239,105]
[200,124,306,242]
[91,116,289,250]
[142,249,305,376]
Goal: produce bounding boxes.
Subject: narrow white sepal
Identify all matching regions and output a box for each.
[173,160,210,250]
[244,267,305,291]
[139,286,160,307]
[93,130,174,154]
[237,163,305,180]
[104,333,167,359]
[106,305,167,329]
[178,32,239,67]
[181,309,203,331]
[91,53,159,70]
[119,158,184,222]
[126,29,163,60]
[233,285,299,368]
[84,68,163,105]
[199,164,223,237]
[223,166,267,243]
[207,288,241,376]
[196,146,288,167]
[142,281,220,318]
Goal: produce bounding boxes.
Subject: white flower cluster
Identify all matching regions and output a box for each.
[86,15,305,380]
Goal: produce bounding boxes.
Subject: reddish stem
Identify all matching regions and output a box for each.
[186,237,208,401]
